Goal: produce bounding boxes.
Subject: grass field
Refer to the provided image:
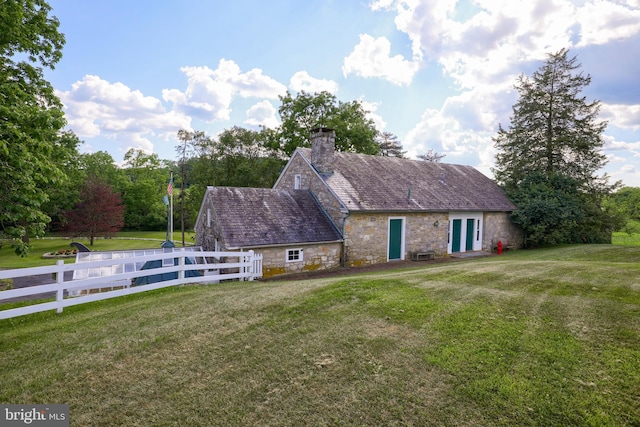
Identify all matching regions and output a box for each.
[0,231,196,269]
[1,245,638,426]
[613,219,640,246]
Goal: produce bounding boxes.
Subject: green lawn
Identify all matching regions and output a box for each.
[613,219,640,246]
[0,231,196,269]
[1,245,638,426]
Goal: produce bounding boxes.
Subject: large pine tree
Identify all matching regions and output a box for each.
[492,49,621,245]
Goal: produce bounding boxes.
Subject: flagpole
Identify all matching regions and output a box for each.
[169,171,174,242]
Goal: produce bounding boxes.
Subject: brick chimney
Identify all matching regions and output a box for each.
[310,127,335,174]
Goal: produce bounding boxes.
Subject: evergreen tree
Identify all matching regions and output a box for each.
[376,132,405,158]
[492,49,619,246]
[493,49,608,189]
[417,149,446,163]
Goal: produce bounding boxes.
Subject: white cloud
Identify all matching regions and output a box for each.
[604,155,640,187]
[576,0,640,46]
[289,71,339,94]
[377,0,640,91]
[163,58,287,122]
[342,34,420,86]
[604,135,640,153]
[360,99,387,132]
[369,0,395,11]
[405,107,485,156]
[390,0,575,90]
[375,0,640,184]
[601,103,640,131]
[441,86,513,132]
[210,59,287,98]
[245,100,280,129]
[57,75,191,154]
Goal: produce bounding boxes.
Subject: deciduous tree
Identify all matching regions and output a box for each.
[64,178,125,245]
[80,150,123,188]
[274,91,379,156]
[42,131,84,231]
[120,149,169,231]
[1,0,67,255]
[176,130,211,245]
[611,187,640,221]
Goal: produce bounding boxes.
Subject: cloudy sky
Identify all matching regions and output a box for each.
[46,0,640,186]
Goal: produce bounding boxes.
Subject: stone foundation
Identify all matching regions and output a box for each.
[250,242,342,278]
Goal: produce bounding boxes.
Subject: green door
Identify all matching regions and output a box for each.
[388,219,403,260]
[451,219,461,253]
[465,218,475,251]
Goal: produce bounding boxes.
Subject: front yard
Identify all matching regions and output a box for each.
[0,245,639,426]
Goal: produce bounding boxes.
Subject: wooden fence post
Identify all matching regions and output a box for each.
[56,260,64,314]
[248,250,254,281]
[178,254,185,281]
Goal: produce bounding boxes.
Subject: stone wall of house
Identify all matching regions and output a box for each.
[483,212,523,250]
[195,190,234,252]
[344,212,450,267]
[195,191,216,251]
[275,152,346,231]
[406,213,450,255]
[250,242,343,278]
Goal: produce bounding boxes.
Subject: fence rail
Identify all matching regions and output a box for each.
[0,250,263,320]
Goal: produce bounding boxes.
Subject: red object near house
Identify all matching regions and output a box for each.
[497,241,503,255]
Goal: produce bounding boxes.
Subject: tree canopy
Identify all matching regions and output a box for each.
[120,149,170,231]
[42,131,84,231]
[417,149,446,163]
[1,0,67,255]
[274,91,379,156]
[492,49,621,246]
[376,132,405,158]
[493,49,608,189]
[612,187,640,221]
[64,178,125,246]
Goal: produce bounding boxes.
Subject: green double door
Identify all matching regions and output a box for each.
[451,219,475,253]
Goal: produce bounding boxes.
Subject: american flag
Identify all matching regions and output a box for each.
[167,178,173,196]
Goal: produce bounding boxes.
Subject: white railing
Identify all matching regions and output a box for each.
[0,250,262,320]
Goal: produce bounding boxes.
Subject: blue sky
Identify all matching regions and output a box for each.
[46,0,640,186]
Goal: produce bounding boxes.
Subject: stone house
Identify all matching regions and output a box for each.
[195,128,522,277]
[195,186,343,277]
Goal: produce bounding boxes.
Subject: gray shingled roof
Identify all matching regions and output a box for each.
[298,148,515,212]
[207,187,342,248]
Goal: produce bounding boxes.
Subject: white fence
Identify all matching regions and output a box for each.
[0,250,263,320]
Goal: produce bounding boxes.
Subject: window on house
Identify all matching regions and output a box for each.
[286,248,303,262]
[477,219,480,240]
[294,174,302,190]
